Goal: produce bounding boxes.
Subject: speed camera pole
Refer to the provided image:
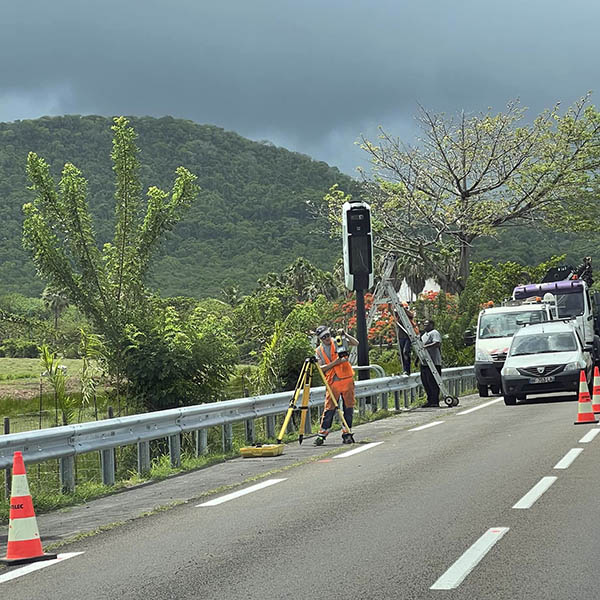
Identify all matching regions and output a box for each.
[342,198,374,381]
[355,289,369,380]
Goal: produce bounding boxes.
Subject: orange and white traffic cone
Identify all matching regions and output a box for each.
[591,366,600,414]
[574,370,599,425]
[1,451,57,565]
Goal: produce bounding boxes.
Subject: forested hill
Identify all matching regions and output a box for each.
[0,115,355,298]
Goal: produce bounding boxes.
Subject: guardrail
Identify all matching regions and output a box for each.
[1,366,475,493]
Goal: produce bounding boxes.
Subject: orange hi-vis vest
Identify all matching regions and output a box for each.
[316,342,354,385]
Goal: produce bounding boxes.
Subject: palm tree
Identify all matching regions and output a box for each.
[41,286,69,330]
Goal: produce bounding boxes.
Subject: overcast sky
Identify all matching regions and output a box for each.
[2,0,599,175]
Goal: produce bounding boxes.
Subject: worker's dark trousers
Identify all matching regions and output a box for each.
[421,364,442,405]
[320,399,353,434]
[398,338,412,374]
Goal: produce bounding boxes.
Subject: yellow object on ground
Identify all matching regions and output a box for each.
[240,444,285,458]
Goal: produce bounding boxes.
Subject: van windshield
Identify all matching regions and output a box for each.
[554,292,584,318]
[479,311,546,339]
[510,332,578,356]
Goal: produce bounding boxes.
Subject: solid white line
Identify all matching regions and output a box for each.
[196,478,286,507]
[554,448,583,469]
[512,476,557,509]
[409,421,444,432]
[334,441,383,459]
[457,398,502,415]
[0,553,84,584]
[430,527,509,590]
[579,429,600,443]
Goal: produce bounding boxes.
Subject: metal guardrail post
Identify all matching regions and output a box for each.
[196,429,208,456]
[394,390,400,411]
[245,419,255,444]
[101,448,115,486]
[169,434,181,467]
[3,417,10,499]
[222,423,233,452]
[59,455,75,493]
[304,408,312,435]
[137,441,151,475]
[403,389,409,408]
[101,406,116,486]
[266,415,276,439]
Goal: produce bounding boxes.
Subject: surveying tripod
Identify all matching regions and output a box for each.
[276,356,355,444]
[361,253,459,407]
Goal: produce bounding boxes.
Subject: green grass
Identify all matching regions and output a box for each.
[0,357,85,380]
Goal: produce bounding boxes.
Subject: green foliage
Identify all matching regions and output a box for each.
[254,295,331,393]
[22,117,200,409]
[123,302,238,411]
[0,338,39,358]
[0,115,354,298]
[40,344,79,425]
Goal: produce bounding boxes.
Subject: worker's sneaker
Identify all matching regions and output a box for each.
[313,436,325,446]
[342,433,354,444]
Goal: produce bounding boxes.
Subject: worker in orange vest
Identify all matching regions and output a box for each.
[313,325,359,445]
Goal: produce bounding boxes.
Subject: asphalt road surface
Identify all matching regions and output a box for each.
[3,392,600,599]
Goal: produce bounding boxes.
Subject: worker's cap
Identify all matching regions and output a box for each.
[315,325,331,339]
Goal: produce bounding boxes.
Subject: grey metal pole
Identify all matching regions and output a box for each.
[3,417,11,499]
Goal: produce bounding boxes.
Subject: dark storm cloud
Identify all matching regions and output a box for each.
[2,0,600,174]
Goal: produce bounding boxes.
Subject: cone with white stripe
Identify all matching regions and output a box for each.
[574,370,598,425]
[1,451,57,565]
[591,366,600,414]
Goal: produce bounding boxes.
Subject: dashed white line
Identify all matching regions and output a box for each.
[554,448,583,469]
[457,398,502,415]
[430,527,509,590]
[512,476,557,509]
[409,421,444,432]
[196,478,286,507]
[579,429,600,443]
[0,553,84,584]
[334,441,383,458]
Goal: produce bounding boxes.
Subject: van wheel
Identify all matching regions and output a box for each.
[504,395,517,406]
[478,384,489,397]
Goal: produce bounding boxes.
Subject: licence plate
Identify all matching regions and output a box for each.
[529,376,555,384]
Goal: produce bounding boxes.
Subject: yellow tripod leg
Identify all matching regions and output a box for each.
[276,359,309,443]
[297,362,314,445]
[314,361,355,441]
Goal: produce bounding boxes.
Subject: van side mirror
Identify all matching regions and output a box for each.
[463,329,475,347]
[584,345,594,353]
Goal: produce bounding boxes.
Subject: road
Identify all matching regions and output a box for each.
[2,393,599,599]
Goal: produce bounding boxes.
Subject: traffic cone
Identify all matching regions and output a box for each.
[1,451,57,565]
[591,366,600,414]
[574,370,598,425]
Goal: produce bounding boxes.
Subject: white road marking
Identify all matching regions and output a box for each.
[196,478,286,507]
[554,448,583,469]
[457,399,502,415]
[409,421,444,432]
[334,441,383,458]
[0,553,84,584]
[512,476,557,509]
[579,429,600,443]
[430,527,509,590]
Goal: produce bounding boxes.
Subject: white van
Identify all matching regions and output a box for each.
[474,303,552,397]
